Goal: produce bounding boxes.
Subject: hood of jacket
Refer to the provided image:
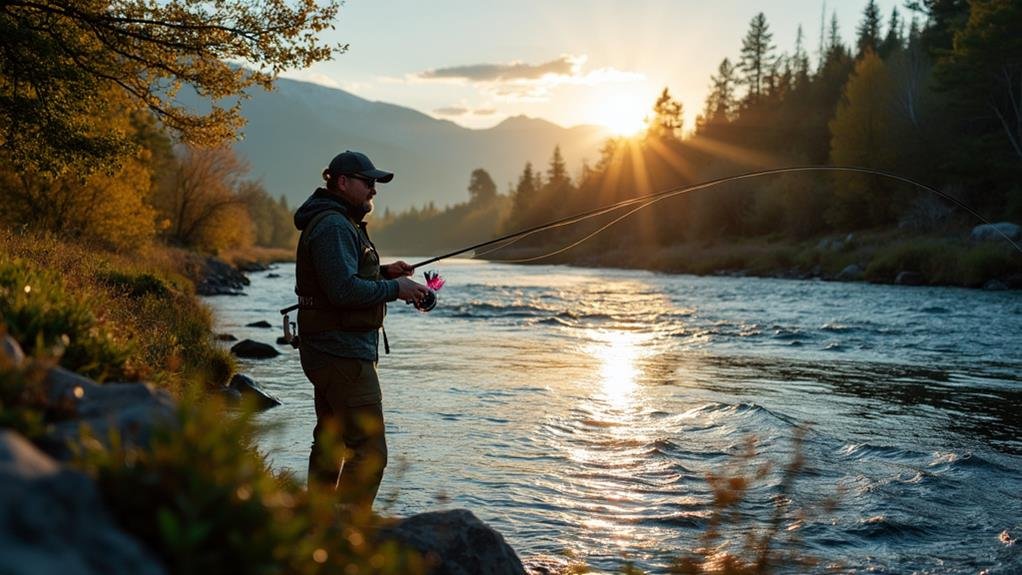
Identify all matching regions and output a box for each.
[293,188,363,231]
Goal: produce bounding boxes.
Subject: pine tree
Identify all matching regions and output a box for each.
[857,0,883,57]
[793,26,812,85]
[739,13,776,103]
[829,52,900,228]
[703,59,739,125]
[507,162,539,231]
[880,7,904,57]
[648,88,684,140]
[546,146,570,186]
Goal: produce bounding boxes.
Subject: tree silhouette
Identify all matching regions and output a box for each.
[648,88,684,140]
[468,168,498,205]
[739,13,776,103]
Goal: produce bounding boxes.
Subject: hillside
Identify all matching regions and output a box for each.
[221,78,612,212]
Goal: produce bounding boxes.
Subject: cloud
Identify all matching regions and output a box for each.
[413,55,645,103]
[434,107,469,116]
[473,108,497,116]
[420,55,583,82]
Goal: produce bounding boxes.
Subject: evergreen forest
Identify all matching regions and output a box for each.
[373,0,1022,285]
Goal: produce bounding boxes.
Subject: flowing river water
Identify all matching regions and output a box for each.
[207,259,1022,574]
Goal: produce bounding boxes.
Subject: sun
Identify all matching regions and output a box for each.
[591,91,648,136]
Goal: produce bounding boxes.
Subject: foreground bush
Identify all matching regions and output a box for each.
[73,391,425,575]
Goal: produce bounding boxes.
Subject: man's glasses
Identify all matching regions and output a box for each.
[347,174,375,188]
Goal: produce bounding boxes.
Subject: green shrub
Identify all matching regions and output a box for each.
[954,244,1021,287]
[865,239,1022,286]
[0,258,136,381]
[75,391,425,575]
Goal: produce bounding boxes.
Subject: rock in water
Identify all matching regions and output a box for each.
[226,374,282,410]
[380,509,526,575]
[0,431,166,575]
[230,339,279,359]
[246,320,272,328]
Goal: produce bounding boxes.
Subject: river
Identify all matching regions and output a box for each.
[207,259,1022,574]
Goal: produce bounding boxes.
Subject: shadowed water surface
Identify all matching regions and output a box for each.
[208,260,1022,574]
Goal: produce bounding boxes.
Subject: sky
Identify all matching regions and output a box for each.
[282,0,903,134]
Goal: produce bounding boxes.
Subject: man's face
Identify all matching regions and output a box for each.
[339,174,376,213]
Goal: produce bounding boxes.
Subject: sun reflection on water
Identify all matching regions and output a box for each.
[584,329,653,409]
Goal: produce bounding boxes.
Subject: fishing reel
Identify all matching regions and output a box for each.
[409,289,437,312]
[408,270,444,312]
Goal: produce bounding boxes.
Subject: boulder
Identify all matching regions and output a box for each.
[266,273,281,279]
[836,264,864,282]
[2,333,25,367]
[380,509,526,575]
[225,374,281,410]
[235,260,269,272]
[195,257,250,296]
[971,222,1021,242]
[230,339,280,359]
[216,333,238,342]
[895,271,925,286]
[42,367,177,459]
[0,431,166,575]
[246,320,273,328]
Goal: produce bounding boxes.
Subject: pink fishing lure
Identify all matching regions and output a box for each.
[424,270,445,291]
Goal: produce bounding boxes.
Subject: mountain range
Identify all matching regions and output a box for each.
[219,77,613,213]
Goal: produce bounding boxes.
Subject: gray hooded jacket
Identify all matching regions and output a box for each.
[293,189,399,361]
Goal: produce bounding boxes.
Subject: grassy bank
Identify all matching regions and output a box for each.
[488,231,1022,289]
[0,230,234,389]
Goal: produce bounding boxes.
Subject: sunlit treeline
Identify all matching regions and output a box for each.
[375,0,1021,255]
[0,0,322,255]
[0,90,297,253]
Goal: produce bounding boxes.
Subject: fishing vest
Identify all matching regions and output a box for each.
[295,207,386,335]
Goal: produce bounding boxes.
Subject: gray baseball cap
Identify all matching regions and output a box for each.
[326,150,394,183]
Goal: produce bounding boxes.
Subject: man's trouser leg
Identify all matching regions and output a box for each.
[304,354,387,508]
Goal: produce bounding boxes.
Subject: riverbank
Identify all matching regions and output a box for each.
[0,231,532,575]
[484,230,1022,289]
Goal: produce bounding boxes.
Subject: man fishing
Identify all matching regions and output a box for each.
[292,150,430,510]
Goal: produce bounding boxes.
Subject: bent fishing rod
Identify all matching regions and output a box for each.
[280,165,1022,316]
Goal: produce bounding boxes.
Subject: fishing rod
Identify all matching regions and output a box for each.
[280,165,1021,316]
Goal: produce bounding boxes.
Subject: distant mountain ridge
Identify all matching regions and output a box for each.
[222,77,612,212]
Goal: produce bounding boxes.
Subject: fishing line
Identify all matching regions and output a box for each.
[408,165,1022,269]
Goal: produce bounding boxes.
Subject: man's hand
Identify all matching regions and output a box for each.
[395,277,430,304]
[381,261,414,279]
